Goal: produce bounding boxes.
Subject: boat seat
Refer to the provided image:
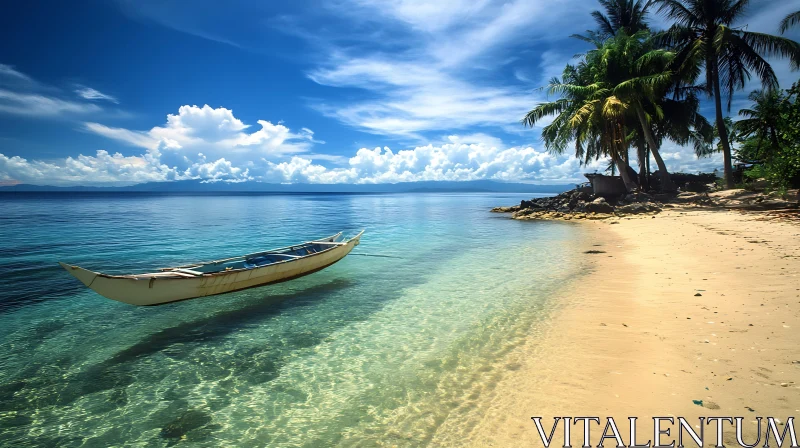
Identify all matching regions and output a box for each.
[173,268,204,276]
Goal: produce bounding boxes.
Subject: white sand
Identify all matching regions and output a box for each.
[433,208,800,447]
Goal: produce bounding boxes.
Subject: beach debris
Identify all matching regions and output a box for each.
[746,406,756,412]
[694,293,702,296]
[584,250,606,254]
[692,399,703,406]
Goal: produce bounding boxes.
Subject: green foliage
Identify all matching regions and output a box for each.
[522,0,800,192]
[654,0,800,188]
[735,83,800,190]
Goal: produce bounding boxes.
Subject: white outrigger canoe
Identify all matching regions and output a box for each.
[59,231,363,306]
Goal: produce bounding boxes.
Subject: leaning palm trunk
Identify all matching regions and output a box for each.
[634,105,676,191]
[611,131,638,191]
[614,156,638,191]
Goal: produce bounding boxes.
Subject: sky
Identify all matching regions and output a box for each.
[0,0,797,186]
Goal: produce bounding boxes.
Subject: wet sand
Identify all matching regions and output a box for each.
[433,208,800,446]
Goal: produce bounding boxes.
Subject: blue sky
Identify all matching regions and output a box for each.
[0,0,797,186]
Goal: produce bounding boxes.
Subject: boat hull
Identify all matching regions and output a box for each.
[60,233,361,306]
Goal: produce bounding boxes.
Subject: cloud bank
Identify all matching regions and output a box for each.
[0,104,722,186]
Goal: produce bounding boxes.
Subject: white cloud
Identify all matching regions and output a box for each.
[0,64,111,118]
[75,86,119,104]
[84,122,159,149]
[0,89,102,116]
[0,119,724,186]
[309,58,539,138]
[85,105,314,165]
[301,0,596,139]
[0,150,176,186]
[0,64,34,84]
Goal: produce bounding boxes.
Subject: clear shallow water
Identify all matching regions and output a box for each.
[0,192,586,447]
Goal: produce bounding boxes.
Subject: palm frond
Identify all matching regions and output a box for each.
[779,11,800,34]
[654,0,697,26]
[736,29,800,70]
[521,99,571,128]
[722,0,751,26]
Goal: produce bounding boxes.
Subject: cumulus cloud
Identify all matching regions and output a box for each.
[84,105,315,167]
[0,149,176,186]
[0,107,723,186]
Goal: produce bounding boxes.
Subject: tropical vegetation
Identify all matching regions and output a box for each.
[733,83,800,191]
[524,0,800,192]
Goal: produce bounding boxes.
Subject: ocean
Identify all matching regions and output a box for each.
[0,192,586,447]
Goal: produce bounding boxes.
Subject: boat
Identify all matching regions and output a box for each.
[59,231,364,306]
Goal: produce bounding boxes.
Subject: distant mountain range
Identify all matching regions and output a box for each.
[0,180,573,194]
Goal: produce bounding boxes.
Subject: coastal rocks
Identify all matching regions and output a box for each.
[623,192,653,203]
[491,205,520,213]
[494,186,665,222]
[585,200,614,214]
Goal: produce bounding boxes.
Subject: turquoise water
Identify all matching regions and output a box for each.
[0,192,585,447]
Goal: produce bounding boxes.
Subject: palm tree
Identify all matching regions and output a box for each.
[734,89,784,153]
[525,31,712,192]
[654,93,715,157]
[592,0,654,36]
[655,0,800,189]
[523,62,640,191]
[573,0,653,43]
[588,31,681,190]
[780,10,800,34]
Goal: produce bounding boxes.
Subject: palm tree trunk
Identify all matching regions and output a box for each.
[615,156,638,191]
[612,133,637,192]
[634,105,676,192]
[710,58,734,189]
[636,132,648,190]
[770,127,781,153]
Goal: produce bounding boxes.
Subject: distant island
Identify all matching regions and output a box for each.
[0,179,573,194]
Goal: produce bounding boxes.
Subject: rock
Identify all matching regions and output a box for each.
[511,209,534,219]
[585,201,614,214]
[624,192,653,203]
[161,410,212,440]
[491,206,519,213]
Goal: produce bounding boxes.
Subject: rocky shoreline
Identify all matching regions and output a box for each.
[492,187,799,221]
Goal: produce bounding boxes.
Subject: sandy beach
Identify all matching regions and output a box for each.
[433,207,800,447]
